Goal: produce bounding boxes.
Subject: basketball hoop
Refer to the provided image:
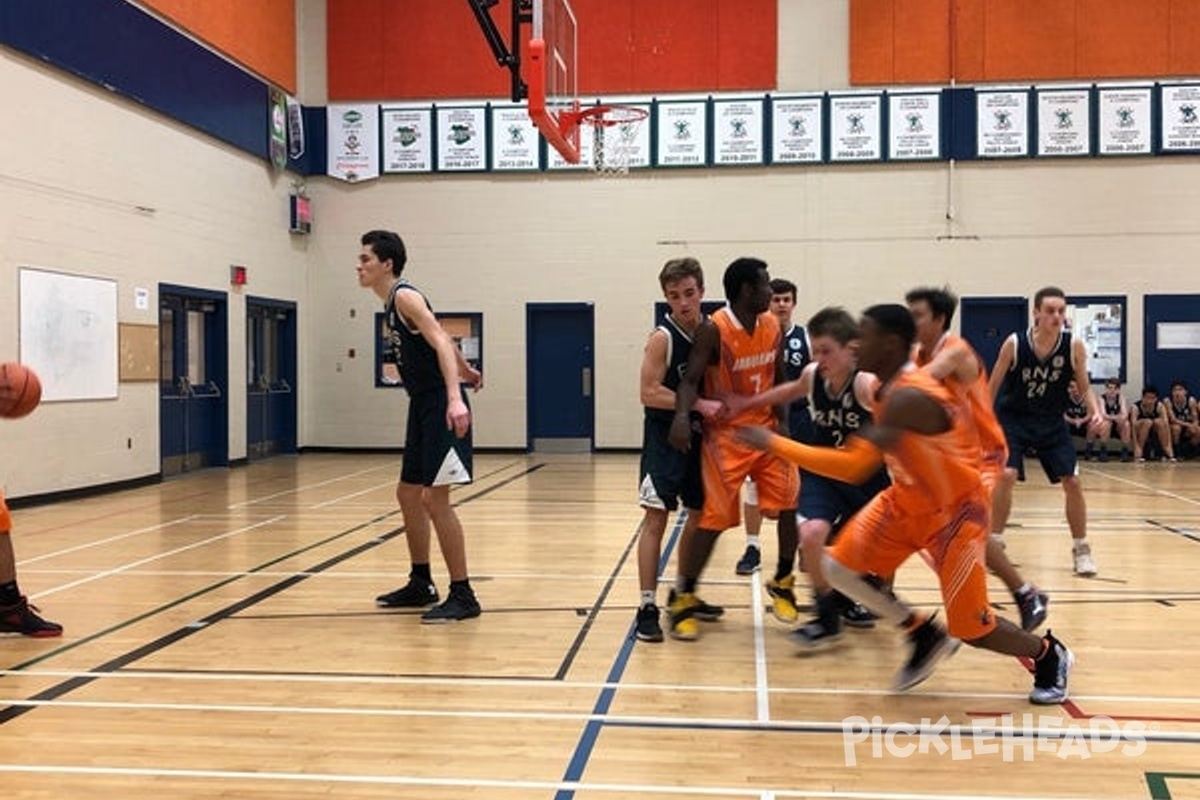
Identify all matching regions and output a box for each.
[574,105,648,175]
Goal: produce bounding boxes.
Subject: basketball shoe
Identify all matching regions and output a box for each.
[375,577,439,608]
[0,597,62,637]
[894,614,959,691]
[1030,631,1074,704]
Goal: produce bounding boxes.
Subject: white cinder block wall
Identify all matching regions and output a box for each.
[3,0,1199,497]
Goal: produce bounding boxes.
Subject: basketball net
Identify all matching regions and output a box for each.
[580,106,647,176]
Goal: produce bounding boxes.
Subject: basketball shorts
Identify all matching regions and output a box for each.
[828,488,997,642]
[997,409,1078,483]
[0,490,10,532]
[698,427,799,531]
[798,468,890,528]
[638,417,703,512]
[401,391,474,487]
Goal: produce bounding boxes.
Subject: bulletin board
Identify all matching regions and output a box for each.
[119,323,159,382]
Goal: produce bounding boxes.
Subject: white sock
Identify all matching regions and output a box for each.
[640,590,656,607]
[1073,537,1089,552]
[746,535,760,550]
[1015,582,1032,596]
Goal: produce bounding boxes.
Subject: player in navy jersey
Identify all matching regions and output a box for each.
[988,287,1103,577]
[1063,379,1096,458]
[1167,380,1199,459]
[633,258,724,642]
[735,278,813,579]
[357,229,483,623]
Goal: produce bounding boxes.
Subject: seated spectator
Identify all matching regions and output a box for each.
[1167,380,1200,459]
[1064,380,1097,459]
[1131,385,1175,462]
[1098,379,1133,462]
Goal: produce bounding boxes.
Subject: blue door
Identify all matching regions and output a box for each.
[1143,295,1200,391]
[247,298,297,459]
[159,286,228,475]
[527,303,594,452]
[959,296,1028,374]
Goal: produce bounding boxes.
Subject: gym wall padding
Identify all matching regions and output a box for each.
[325,0,777,101]
[851,0,1200,85]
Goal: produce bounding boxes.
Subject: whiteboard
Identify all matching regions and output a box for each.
[19,267,119,401]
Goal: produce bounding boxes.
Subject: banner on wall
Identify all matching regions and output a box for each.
[713,98,765,166]
[382,106,433,172]
[286,94,305,159]
[656,100,708,167]
[490,105,541,171]
[1036,88,1091,156]
[269,87,287,171]
[1160,84,1200,152]
[977,90,1030,157]
[436,106,488,171]
[887,92,940,160]
[829,94,882,161]
[327,103,380,182]
[770,96,823,163]
[1096,86,1151,155]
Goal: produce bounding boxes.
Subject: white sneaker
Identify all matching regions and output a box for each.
[1072,544,1097,577]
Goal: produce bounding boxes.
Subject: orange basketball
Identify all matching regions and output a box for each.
[0,362,43,419]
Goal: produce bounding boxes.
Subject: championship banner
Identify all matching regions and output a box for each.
[327,104,380,182]
[269,87,287,172]
[286,94,305,159]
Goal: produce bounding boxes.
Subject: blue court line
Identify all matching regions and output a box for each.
[552,511,687,800]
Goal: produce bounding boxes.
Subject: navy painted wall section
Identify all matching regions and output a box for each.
[1,0,277,165]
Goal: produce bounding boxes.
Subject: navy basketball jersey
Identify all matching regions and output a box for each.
[780,323,811,383]
[1000,330,1075,417]
[1103,393,1123,417]
[1171,398,1194,423]
[808,371,872,448]
[385,279,443,396]
[1065,392,1088,422]
[645,314,696,422]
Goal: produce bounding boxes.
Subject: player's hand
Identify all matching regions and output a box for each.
[668,415,693,452]
[446,398,471,438]
[461,365,483,391]
[1087,411,1106,437]
[693,397,724,420]
[735,425,773,451]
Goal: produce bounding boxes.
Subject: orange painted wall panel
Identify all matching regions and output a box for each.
[891,0,950,83]
[141,0,296,92]
[982,0,1077,81]
[849,0,895,85]
[852,0,1199,85]
[327,0,776,101]
[1169,1,1200,75]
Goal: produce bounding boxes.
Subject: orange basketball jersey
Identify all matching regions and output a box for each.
[917,333,1008,478]
[707,306,780,428]
[878,365,984,512]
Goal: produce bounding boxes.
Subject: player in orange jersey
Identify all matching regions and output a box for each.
[738,304,1073,704]
[0,490,62,637]
[906,286,1048,633]
[667,257,801,640]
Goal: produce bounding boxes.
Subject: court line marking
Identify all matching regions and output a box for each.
[18,516,200,565]
[751,571,771,722]
[7,668,1200,706]
[4,696,1200,742]
[1087,470,1200,508]
[0,763,1175,799]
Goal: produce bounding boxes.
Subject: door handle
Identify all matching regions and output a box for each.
[581,367,592,398]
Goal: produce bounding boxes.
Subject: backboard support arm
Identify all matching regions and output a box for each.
[466,0,532,102]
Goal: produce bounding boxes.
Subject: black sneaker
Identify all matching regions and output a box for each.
[375,578,439,608]
[735,545,761,575]
[667,588,724,621]
[420,586,481,624]
[894,614,959,691]
[0,597,63,638]
[787,618,844,654]
[1030,630,1074,704]
[634,604,663,642]
[840,601,878,629]
[1015,587,1049,632]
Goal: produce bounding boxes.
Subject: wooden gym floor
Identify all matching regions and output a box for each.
[2,452,1199,799]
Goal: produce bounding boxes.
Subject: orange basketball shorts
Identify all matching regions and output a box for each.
[828,488,997,641]
[698,427,799,531]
